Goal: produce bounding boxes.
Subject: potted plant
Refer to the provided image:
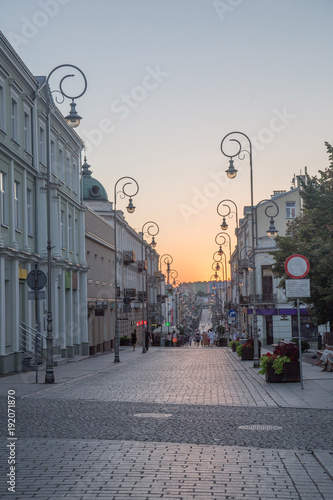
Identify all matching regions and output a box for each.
[237,338,261,360]
[229,340,239,352]
[120,335,131,346]
[291,338,310,353]
[259,342,300,382]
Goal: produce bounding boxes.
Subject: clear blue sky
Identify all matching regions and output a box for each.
[1,0,332,281]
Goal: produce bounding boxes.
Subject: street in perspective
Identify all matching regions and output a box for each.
[1,302,333,499]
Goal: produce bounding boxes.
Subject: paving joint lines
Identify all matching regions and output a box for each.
[1,438,332,500]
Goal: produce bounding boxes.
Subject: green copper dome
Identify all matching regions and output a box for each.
[82,157,109,201]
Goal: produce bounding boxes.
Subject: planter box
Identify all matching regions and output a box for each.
[219,338,228,347]
[265,361,300,383]
[241,348,260,361]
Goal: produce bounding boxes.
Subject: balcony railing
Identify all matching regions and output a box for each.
[249,293,277,304]
[124,288,137,299]
[137,260,147,272]
[138,291,147,302]
[123,250,135,265]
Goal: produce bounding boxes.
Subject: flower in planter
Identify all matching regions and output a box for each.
[242,338,261,352]
[236,338,261,358]
[259,343,299,375]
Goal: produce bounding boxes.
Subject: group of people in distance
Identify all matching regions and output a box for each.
[193,329,217,347]
[130,328,151,352]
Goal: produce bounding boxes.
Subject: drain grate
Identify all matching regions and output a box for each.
[239,424,282,431]
[133,413,172,419]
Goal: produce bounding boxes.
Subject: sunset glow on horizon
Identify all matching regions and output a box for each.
[2,0,332,283]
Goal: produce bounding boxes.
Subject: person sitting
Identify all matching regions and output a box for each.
[316,347,333,371]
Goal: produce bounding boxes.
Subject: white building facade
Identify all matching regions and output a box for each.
[0,32,88,374]
[82,158,161,349]
[230,178,315,345]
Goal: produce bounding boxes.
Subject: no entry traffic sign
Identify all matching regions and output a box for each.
[284,254,310,279]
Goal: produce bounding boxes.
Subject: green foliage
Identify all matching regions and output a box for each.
[236,344,243,357]
[229,340,239,351]
[258,353,291,375]
[258,354,272,375]
[270,142,333,325]
[291,338,310,352]
[272,356,290,374]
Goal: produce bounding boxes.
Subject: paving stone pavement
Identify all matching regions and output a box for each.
[1,347,333,499]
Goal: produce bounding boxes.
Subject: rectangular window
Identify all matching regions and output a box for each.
[0,172,7,224]
[24,111,32,152]
[73,161,78,193]
[66,155,71,186]
[68,214,73,251]
[286,201,296,219]
[262,265,273,302]
[50,140,55,173]
[75,218,79,255]
[27,188,32,235]
[11,97,19,142]
[59,147,64,180]
[39,127,46,163]
[14,181,20,230]
[61,210,65,248]
[0,85,4,131]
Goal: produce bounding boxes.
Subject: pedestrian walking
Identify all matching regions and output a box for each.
[131,329,137,351]
[203,331,209,347]
[171,330,178,347]
[145,329,151,351]
[208,329,215,347]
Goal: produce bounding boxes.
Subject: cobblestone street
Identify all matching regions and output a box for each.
[1,347,333,499]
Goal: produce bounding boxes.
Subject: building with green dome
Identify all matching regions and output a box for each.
[82,158,161,355]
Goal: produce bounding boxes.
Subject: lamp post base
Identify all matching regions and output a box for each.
[45,370,55,384]
[142,346,146,353]
[253,358,260,368]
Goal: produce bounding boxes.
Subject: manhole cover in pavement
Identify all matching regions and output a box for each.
[133,413,172,418]
[238,424,282,431]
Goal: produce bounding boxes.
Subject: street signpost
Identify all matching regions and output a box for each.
[285,254,310,279]
[27,269,47,383]
[284,254,310,389]
[228,309,236,329]
[285,279,310,298]
[27,269,47,292]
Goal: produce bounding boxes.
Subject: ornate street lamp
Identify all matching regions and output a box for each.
[217,199,238,232]
[215,232,232,269]
[220,132,261,366]
[217,199,240,334]
[113,177,139,363]
[141,221,159,353]
[42,64,87,384]
[213,251,222,263]
[159,254,173,346]
[254,199,279,242]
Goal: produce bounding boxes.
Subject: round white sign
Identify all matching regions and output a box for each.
[284,254,310,279]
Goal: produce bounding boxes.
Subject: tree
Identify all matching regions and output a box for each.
[271,142,333,326]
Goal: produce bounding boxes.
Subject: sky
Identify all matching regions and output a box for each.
[1,0,332,282]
